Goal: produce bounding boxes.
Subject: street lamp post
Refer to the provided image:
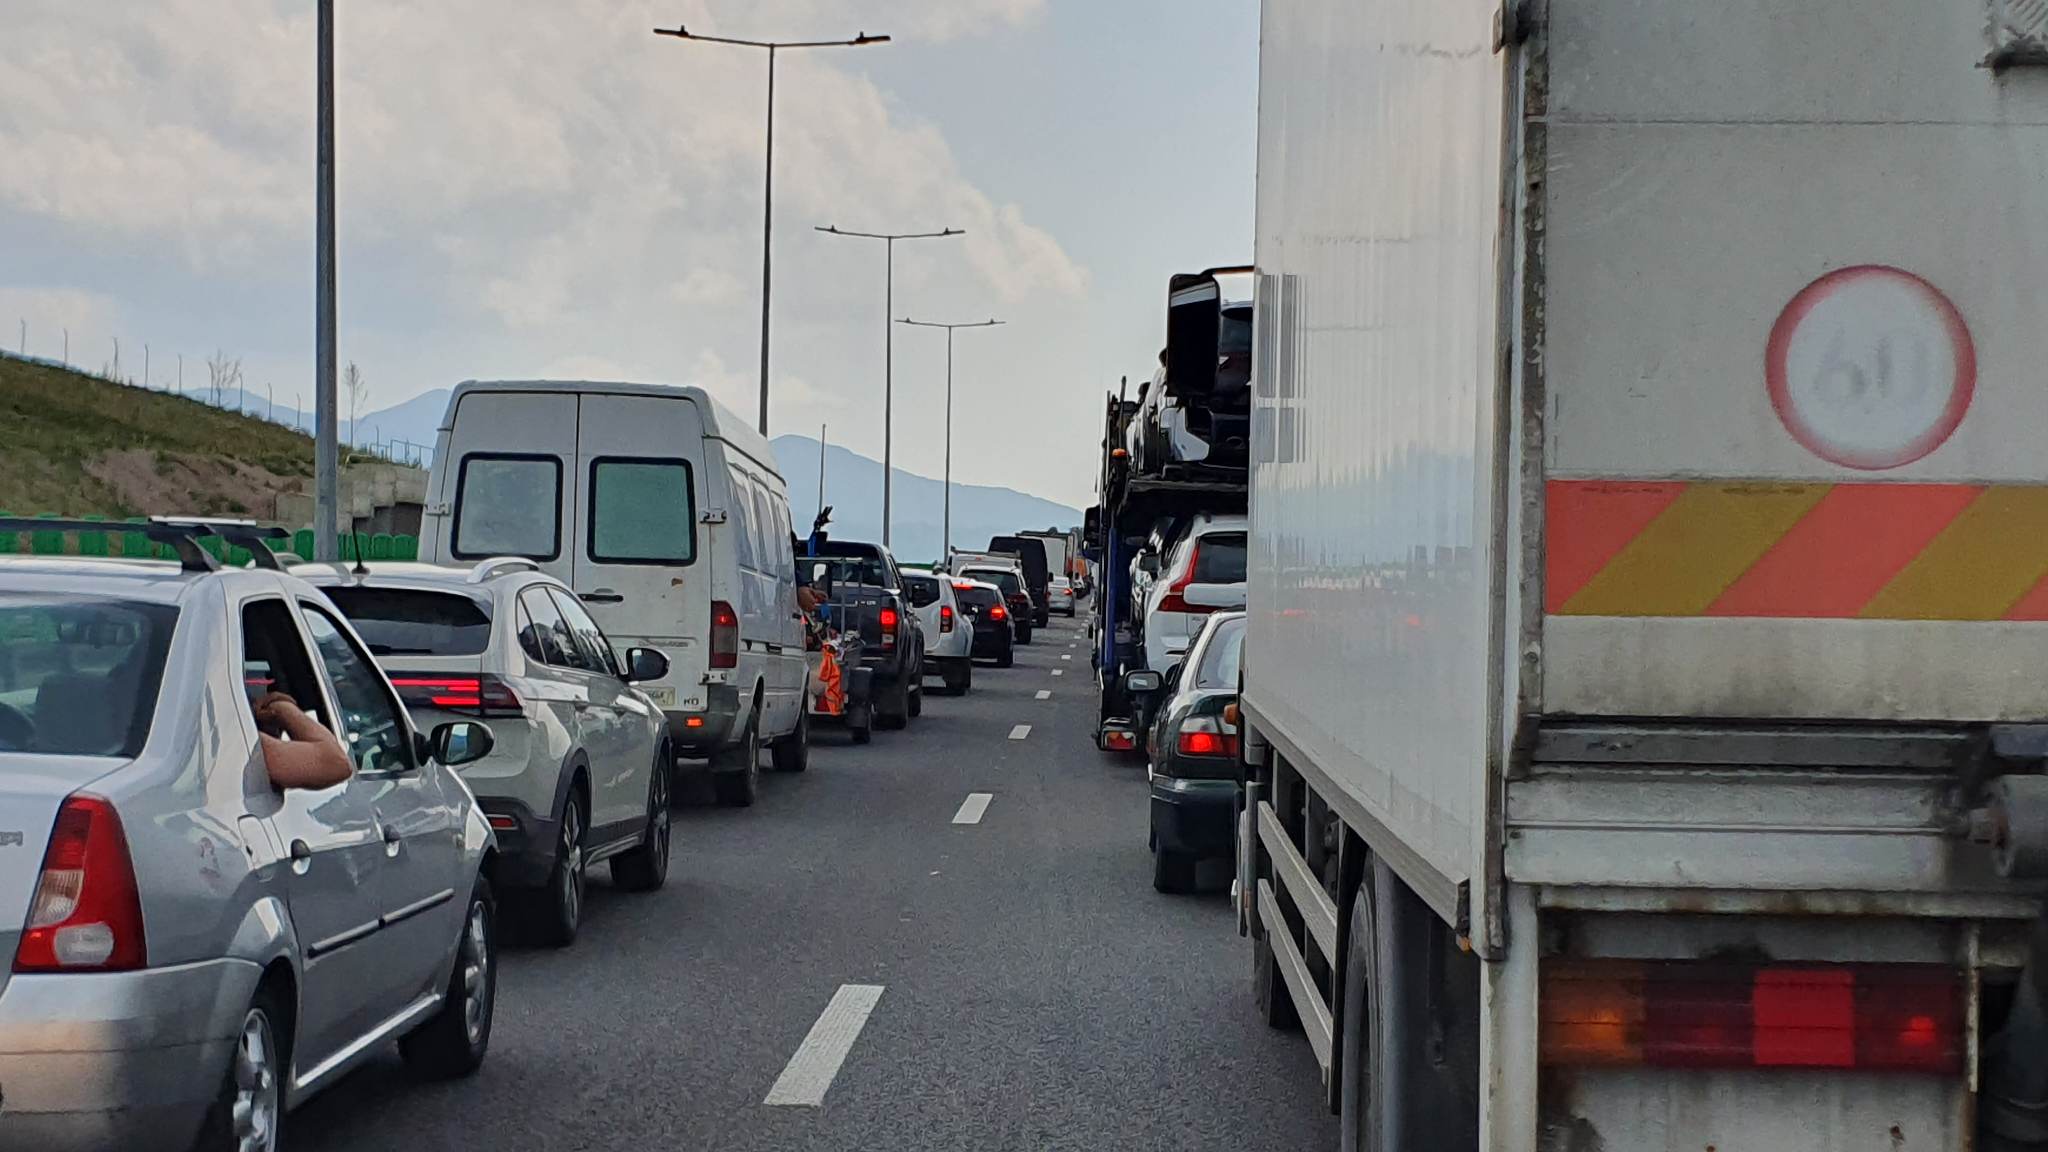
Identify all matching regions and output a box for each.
[815,225,963,547]
[653,25,890,436]
[897,317,1003,557]
[314,0,339,560]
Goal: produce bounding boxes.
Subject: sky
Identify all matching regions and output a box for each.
[0,0,1258,510]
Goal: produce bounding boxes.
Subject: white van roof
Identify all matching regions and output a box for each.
[445,379,783,480]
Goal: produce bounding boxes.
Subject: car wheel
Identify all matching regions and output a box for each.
[850,703,873,744]
[772,706,810,773]
[1017,623,1033,645]
[610,745,671,892]
[713,712,761,807]
[997,646,1015,669]
[1152,846,1196,894]
[401,874,497,1079]
[908,675,924,718]
[193,982,288,1152]
[530,789,586,947]
[876,680,909,730]
[944,661,971,695]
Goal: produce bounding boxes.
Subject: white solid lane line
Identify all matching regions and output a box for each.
[763,984,886,1106]
[953,793,993,824]
[1035,689,1052,700]
[1051,668,1064,676]
[1008,723,1031,740]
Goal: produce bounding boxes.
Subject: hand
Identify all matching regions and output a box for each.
[252,692,301,735]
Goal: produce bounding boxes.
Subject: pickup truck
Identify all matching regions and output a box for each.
[799,538,925,731]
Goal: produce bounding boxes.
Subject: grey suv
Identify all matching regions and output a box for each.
[0,519,499,1152]
[299,558,673,947]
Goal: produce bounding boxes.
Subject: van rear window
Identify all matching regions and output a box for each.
[321,587,493,657]
[454,454,561,560]
[590,458,696,564]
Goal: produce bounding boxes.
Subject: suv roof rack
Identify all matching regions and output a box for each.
[0,517,290,573]
[466,556,543,583]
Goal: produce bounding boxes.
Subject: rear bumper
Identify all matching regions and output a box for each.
[475,796,556,888]
[670,684,743,760]
[971,629,1012,658]
[0,959,261,1151]
[1150,778,1237,858]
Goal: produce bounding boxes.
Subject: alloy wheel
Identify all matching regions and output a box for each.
[558,801,585,931]
[231,1008,281,1152]
[461,897,492,1047]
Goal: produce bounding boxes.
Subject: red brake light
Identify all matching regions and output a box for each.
[1156,541,1213,615]
[952,582,976,592]
[710,600,739,669]
[1539,960,1961,1074]
[390,674,522,718]
[1175,716,1241,758]
[1103,728,1138,751]
[940,604,955,633]
[879,605,899,648]
[16,796,146,973]
[990,605,1007,621]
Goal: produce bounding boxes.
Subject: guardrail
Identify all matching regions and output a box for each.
[0,514,420,567]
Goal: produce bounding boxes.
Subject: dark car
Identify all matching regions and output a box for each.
[800,538,925,730]
[958,564,1035,645]
[1144,609,1244,893]
[988,535,1052,627]
[953,579,1015,668]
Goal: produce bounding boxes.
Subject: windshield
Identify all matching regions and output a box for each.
[1193,616,1246,689]
[0,595,177,757]
[801,556,889,589]
[963,568,1023,596]
[321,586,494,657]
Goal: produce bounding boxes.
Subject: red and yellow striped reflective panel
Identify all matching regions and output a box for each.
[1547,480,2048,620]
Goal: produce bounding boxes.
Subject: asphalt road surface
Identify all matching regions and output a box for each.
[292,612,1336,1151]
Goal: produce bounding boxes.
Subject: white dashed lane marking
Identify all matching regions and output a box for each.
[952,793,993,824]
[1060,654,1072,661]
[1051,669,1064,677]
[1035,690,1052,700]
[763,984,886,1106]
[1008,724,1031,740]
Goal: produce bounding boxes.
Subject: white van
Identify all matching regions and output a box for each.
[420,380,807,806]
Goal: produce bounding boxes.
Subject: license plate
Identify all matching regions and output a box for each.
[642,687,675,708]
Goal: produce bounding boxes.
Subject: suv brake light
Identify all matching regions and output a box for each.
[939,604,955,633]
[15,796,146,973]
[1156,541,1213,616]
[390,674,523,718]
[990,604,1008,621]
[710,600,739,669]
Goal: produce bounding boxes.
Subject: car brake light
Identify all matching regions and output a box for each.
[1539,960,1962,1074]
[1156,541,1214,615]
[940,604,955,633]
[879,606,899,648]
[952,582,976,592]
[390,674,523,718]
[710,600,739,669]
[15,796,146,972]
[990,605,1007,621]
[1176,715,1240,758]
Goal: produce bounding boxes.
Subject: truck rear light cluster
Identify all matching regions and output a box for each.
[1176,716,1240,758]
[389,674,524,718]
[879,606,899,648]
[1102,727,1138,752]
[710,600,739,669]
[15,796,147,973]
[1539,959,1961,1074]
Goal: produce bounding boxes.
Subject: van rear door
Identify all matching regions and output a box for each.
[432,389,577,575]
[569,392,710,714]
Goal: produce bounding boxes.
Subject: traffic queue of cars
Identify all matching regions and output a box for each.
[0,380,1079,1150]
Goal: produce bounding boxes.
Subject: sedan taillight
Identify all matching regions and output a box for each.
[1176,715,1240,758]
[15,796,146,973]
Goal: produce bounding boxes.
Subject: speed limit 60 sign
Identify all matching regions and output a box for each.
[1765,265,1977,471]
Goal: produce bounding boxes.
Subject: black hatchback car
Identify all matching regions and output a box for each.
[1144,609,1244,893]
[952,579,1015,668]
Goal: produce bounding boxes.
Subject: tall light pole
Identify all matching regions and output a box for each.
[653,25,890,436]
[898,317,1003,557]
[815,225,963,546]
[314,0,339,560]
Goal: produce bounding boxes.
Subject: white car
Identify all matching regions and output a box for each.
[1049,576,1077,617]
[1139,512,1248,675]
[421,379,811,808]
[300,558,674,947]
[900,568,973,695]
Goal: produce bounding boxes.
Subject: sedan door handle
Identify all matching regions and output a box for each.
[289,839,313,860]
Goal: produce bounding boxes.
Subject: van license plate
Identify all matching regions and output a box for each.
[643,687,675,708]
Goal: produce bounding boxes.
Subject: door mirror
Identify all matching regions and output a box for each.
[429,720,495,767]
[1124,669,1163,694]
[623,646,670,684]
[1136,553,1160,576]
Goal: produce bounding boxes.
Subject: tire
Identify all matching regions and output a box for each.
[942,660,971,696]
[876,678,909,730]
[907,674,924,718]
[610,746,672,892]
[771,706,810,773]
[1339,882,1385,1152]
[193,981,289,1152]
[1152,846,1195,894]
[1254,931,1300,1031]
[997,647,1015,669]
[401,874,497,1080]
[850,703,873,744]
[712,712,761,807]
[529,787,586,947]
[1016,623,1033,645]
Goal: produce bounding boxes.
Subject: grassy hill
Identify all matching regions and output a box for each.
[0,353,316,519]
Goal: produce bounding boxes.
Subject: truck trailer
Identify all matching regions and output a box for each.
[1238,1,2048,1148]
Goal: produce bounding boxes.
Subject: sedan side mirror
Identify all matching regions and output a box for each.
[1124,669,1163,694]
[430,720,495,767]
[623,646,670,684]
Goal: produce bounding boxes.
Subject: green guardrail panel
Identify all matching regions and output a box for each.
[0,511,14,554]
[77,515,108,556]
[293,529,316,561]
[122,518,151,559]
[369,533,394,560]
[395,534,419,560]
[31,515,64,555]
[226,544,251,567]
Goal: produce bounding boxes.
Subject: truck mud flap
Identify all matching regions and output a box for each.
[1254,797,1340,1074]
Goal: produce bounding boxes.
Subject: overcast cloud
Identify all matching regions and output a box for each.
[0,0,1256,508]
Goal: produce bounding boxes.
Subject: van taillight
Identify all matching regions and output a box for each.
[390,674,523,717]
[15,796,147,973]
[940,604,955,633]
[879,606,899,648]
[1539,960,1961,1074]
[710,600,739,669]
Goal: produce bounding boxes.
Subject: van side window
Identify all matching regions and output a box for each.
[589,457,696,564]
[454,454,562,560]
[726,465,758,572]
[748,485,778,574]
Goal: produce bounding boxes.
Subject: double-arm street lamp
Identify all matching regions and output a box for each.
[815,225,963,546]
[897,317,1004,557]
[653,24,891,435]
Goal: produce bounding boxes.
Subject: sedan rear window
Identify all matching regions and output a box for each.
[1193,533,1248,584]
[0,596,177,757]
[956,586,1001,611]
[321,587,494,657]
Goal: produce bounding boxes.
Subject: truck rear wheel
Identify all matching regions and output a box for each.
[1253,932,1299,1031]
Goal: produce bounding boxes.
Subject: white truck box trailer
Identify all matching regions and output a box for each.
[1238,1,2048,1148]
